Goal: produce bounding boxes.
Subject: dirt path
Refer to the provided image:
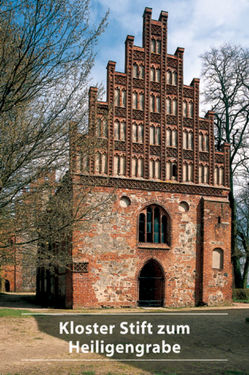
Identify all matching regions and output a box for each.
[1,293,249,375]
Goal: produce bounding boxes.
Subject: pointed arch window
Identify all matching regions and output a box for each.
[138,205,170,245]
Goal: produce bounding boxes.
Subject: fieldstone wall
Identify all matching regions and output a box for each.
[202,198,232,305]
[68,185,232,309]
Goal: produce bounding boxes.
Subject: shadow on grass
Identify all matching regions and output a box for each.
[0,292,43,308]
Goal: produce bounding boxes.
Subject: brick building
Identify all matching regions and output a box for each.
[1,241,36,293]
[37,8,232,308]
[1,174,56,293]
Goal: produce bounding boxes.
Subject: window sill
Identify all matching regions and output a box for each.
[138,242,170,250]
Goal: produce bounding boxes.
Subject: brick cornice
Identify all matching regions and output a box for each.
[75,175,229,197]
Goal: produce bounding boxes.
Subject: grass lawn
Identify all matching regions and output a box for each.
[0,309,31,317]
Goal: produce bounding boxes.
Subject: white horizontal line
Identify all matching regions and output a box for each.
[21,313,228,316]
[22,358,228,362]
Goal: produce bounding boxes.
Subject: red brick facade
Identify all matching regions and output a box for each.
[1,243,36,292]
[37,8,232,308]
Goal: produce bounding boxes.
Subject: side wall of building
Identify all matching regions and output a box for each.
[202,199,233,305]
[2,250,36,292]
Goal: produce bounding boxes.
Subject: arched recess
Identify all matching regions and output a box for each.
[212,248,224,270]
[138,259,165,307]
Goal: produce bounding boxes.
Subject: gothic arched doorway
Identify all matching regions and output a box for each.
[138,259,165,307]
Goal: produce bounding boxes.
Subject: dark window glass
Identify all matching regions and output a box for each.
[154,207,160,243]
[147,207,153,242]
[161,215,167,244]
[139,213,145,242]
[172,164,177,177]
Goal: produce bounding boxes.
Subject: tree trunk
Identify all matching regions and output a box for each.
[242,255,249,289]
[229,179,243,288]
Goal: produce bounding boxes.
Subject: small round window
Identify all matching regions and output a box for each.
[120,196,131,208]
[179,201,189,212]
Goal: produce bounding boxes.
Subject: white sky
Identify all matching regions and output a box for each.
[90,0,249,113]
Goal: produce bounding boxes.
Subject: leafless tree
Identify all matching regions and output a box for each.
[0,0,108,256]
[201,44,249,287]
[237,187,249,288]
